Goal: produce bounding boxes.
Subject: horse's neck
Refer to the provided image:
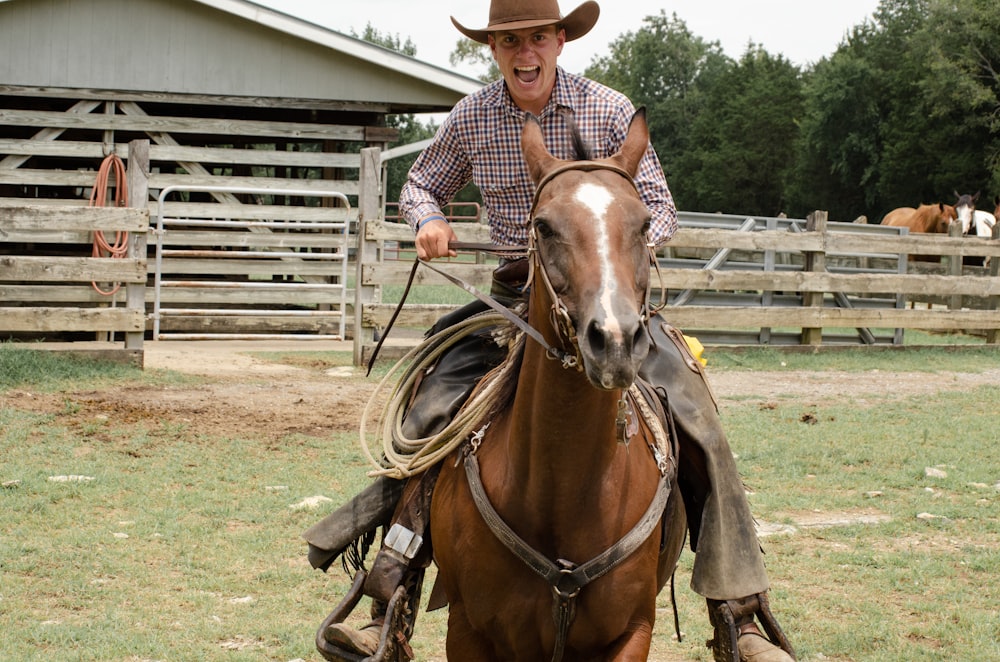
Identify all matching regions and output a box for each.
[505,308,623,476]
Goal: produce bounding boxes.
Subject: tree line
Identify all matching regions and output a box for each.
[375,0,1000,224]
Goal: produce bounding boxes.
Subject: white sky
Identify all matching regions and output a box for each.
[255,0,882,75]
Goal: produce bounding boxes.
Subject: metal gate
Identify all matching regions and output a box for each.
[153,185,351,341]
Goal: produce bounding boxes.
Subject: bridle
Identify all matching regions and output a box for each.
[525,160,656,370]
[368,160,662,375]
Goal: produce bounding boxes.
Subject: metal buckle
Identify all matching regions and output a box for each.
[383,523,423,560]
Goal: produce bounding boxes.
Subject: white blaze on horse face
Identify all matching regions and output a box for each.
[956,203,974,234]
[574,181,626,342]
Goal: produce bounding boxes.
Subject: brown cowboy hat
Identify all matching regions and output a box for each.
[451,0,600,44]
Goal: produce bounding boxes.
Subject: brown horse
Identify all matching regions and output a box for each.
[429,109,686,662]
[880,202,958,233]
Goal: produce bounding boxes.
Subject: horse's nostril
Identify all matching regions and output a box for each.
[587,320,607,355]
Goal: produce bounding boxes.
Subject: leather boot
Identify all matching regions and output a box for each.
[323,599,386,657]
[707,593,796,662]
[736,622,795,662]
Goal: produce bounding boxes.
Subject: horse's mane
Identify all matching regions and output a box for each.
[478,307,527,423]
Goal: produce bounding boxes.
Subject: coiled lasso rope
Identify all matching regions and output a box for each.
[360,310,524,479]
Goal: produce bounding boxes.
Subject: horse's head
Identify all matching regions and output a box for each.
[520,109,652,390]
[953,191,980,235]
[938,203,959,233]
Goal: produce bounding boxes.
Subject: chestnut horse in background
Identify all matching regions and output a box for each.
[430,109,686,661]
[880,202,957,233]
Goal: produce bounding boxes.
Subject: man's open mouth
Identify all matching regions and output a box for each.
[515,66,541,84]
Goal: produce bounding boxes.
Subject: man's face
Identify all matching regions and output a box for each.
[489,26,566,115]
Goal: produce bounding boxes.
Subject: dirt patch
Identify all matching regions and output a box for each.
[10,341,992,448]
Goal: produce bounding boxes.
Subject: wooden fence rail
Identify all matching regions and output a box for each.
[0,204,148,345]
[353,211,1000,363]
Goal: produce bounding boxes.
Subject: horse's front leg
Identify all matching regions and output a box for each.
[445,604,503,662]
[606,620,654,662]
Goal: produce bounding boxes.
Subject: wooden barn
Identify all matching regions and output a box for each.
[0,0,481,356]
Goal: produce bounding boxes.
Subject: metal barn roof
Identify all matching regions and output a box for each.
[0,0,482,112]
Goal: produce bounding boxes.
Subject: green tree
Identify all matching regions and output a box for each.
[677,45,804,216]
[922,0,1000,193]
[584,12,731,209]
[788,34,885,219]
[790,0,996,222]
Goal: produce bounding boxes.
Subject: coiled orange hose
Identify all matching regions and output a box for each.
[90,152,129,295]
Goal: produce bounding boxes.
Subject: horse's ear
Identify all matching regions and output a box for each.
[609,107,650,178]
[521,113,559,185]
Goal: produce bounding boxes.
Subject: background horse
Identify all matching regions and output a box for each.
[953,190,980,234]
[429,110,686,661]
[880,202,957,233]
[968,201,997,267]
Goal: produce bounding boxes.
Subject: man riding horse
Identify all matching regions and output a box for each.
[305,2,796,660]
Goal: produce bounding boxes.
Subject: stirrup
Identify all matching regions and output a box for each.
[706,593,796,662]
[315,570,416,662]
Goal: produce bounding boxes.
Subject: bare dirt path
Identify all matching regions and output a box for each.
[132,340,998,442]
[8,340,991,460]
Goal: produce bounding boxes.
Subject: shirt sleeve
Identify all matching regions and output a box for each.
[398,113,474,232]
[635,145,678,247]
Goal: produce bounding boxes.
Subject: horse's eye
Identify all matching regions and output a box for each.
[640,219,651,236]
[533,218,554,239]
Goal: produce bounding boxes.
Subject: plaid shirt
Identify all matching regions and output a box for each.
[398,67,677,247]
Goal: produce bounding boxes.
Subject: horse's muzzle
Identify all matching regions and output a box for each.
[581,317,650,390]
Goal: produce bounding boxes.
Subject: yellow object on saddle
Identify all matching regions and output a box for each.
[682,334,707,367]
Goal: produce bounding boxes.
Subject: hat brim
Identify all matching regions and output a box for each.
[451,1,599,44]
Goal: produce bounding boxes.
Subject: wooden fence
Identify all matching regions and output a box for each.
[353,210,1000,363]
[0,203,148,355]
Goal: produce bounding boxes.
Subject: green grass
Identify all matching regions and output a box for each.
[0,342,150,391]
[703,343,1000,373]
[1,346,999,661]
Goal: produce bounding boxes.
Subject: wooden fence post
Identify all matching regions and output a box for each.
[354,147,382,366]
[801,210,827,346]
[947,221,964,311]
[987,222,1000,344]
[125,139,149,352]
